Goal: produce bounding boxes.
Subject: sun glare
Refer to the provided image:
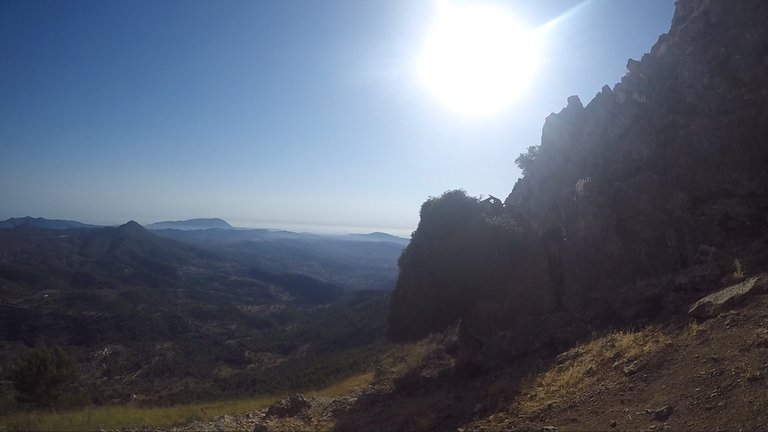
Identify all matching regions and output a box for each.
[418,1,542,118]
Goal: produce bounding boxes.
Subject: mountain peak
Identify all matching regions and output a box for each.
[145,218,234,231]
[118,220,148,234]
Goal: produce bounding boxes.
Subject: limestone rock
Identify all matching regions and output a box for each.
[689,275,768,319]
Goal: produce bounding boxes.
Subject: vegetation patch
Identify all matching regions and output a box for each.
[0,396,274,431]
[0,371,375,432]
[516,326,671,414]
[307,372,374,397]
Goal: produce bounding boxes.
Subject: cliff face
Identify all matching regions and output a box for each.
[507,0,768,306]
[389,0,768,356]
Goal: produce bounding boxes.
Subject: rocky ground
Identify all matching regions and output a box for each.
[466,278,768,432]
[127,274,768,432]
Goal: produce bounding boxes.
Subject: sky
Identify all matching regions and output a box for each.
[0,0,675,235]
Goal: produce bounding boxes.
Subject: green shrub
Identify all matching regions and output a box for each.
[515,145,539,176]
[12,346,82,409]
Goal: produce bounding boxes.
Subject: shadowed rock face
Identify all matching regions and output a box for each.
[506,0,768,308]
[390,0,768,358]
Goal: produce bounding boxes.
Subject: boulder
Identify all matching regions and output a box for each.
[689,275,768,319]
[265,394,311,419]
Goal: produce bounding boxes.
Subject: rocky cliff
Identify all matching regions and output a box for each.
[507,0,768,305]
[389,0,768,364]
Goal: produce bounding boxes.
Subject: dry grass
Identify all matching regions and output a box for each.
[374,335,447,381]
[733,258,745,280]
[0,397,278,431]
[0,372,375,431]
[610,328,671,360]
[516,326,671,414]
[687,319,701,336]
[307,372,374,397]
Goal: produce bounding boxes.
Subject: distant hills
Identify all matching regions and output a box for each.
[144,218,234,230]
[347,232,409,245]
[0,216,99,230]
[0,216,408,291]
[0,217,409,242]
[152,226,408,291]
[0,220,340,303]
[0,219,388,404]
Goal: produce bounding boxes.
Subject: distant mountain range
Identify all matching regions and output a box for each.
[144,218,234,230]
[0,216,408,291]
[152,226,408,291]
[0,219,388,404]
[0,217,409,242]
[346,232,409,245]
[0,220,340,303]
[0,216,100,230]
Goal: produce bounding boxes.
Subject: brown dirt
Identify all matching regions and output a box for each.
[329,289,768,431]
[464,295,768,432]
[164,288,768,432]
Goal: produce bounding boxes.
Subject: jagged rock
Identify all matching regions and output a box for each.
[390,0,768,366]
[689,275,768,319]
[265,394,311,419]
[623,361,643,377]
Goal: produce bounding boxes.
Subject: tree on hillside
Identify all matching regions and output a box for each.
[12,346,80,408]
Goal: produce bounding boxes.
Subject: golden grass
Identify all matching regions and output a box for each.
[516,326,671,414]
[373,333,450,382]
[307,372,374,397]
[687,319,701,336]
[0,397,277,431]
[0,372,374,431]
[610,328,670,360]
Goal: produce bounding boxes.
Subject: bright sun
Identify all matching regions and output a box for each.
[418,1,542,118]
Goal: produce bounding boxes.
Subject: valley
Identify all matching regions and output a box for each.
[0,219,404,412]
[2,0,768,430]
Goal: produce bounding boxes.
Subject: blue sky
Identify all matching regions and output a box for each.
[0,0,674,234]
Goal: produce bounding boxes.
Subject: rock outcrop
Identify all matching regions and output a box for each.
[506,0,768,308]
[689,274,768,319]
[265,394,311,419]
[390,0,768,364]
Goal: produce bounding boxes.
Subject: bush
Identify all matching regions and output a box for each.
[12,346,82,409]
[515,145,539,176]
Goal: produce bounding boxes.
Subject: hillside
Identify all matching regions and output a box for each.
[109,0,767,429]
[148,0,768,430]
[389,0,768,352]
[3,0,768,430]
[152,228,407,291]
[370,0,768,430]
[0,222,388,408]
[143,281,766,431]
